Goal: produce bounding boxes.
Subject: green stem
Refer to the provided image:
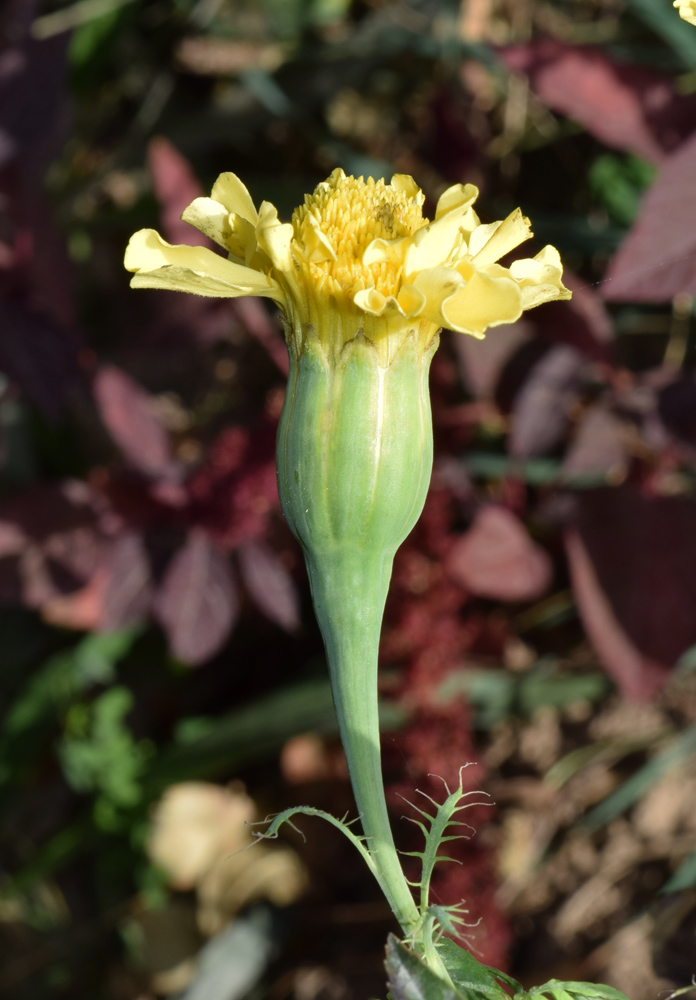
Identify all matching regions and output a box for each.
[306,547,420,935]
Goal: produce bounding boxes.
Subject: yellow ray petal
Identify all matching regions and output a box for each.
[181,197,232,249]
[469,208,532,267]
[434,183,479,220]
[125,229,277,298]
[390,174,425,207]
[353,283,425,319]
[255,202,294,271]
[301,212,337,263]
[675,0,696,25]
[353,287,389,315]
[404,213,468,275]
[442,264,522,335]
[396,284,426,317]
[210,172,258,224]
[361,235,409,268]
[414,262,521,336]
[509,245,572,309]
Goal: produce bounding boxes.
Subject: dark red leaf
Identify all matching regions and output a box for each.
[508,344,585,458]
[533,271,614,362]
[0,300,84,420]
[147,137,208,247]
[237,540,300,632]
[658,376,696,444]
[565,527,669,701]
[568,486,696,694]
[0,33,70,177]
[232,297,289,377]
[561,405,628,483]
[154,530,238,665]
[446,505,552,602]
[101,533,153,631]
[602,130,696,301]
[500,40,696,163]
[94,365,176,478]
[451,320,531,400]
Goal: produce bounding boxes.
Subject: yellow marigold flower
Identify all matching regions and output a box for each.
[125,168,570,363]
[125,171,571,945]
[675,0,696,24]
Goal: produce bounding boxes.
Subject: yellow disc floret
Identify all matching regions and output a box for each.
[292,171,427,301]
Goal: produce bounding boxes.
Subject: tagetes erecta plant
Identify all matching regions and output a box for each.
[675,0,696,25]
[125,169,570,969]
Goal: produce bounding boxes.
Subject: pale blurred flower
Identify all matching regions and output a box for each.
[674,0,696,25]
[147,781,307,937]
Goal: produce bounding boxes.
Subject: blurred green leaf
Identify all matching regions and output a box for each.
[662,846,696,892]
[589,153,656,226]
[584,724,696,830]
[2,628,138,745]
[438,665,609,730]
[625,0,696,67]
[58,685,152,829]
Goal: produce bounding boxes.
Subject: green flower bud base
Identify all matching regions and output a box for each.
[277,325,437,936]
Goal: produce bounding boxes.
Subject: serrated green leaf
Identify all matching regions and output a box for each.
[527,981,630,1000]
[437,939,519,1000]
[386,936,461,1000]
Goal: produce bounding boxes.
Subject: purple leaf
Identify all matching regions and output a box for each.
[101,532,153,631]
[237,540,300,632]
[147,137,208,247]
[603,130,696,302]
[561,405,628,483]
[500,39,696,164]
[508,345,586,458]
[0,300,84,420]
[94,366,176,478]
[155,530,238,665]
[446,505,552,602]
[569,487,696,691]
[566,525,669,701]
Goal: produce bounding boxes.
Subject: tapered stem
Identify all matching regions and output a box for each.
[306,548,420,935]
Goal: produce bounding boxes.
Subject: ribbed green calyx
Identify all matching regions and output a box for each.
[276,325,437,934]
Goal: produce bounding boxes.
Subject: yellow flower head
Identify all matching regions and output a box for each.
[125,168,570,363]
[674,0,696,24]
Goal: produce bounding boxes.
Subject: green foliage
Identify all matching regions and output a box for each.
[589,154,656,226]
[437,938,520,1000]
[387,935,461,1000]
[0,629,139,787]
[387,937,632,1000]
[439,664,609,731]
[58,685,153,830]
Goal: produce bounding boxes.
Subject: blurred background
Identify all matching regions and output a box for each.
[1,0,696,997]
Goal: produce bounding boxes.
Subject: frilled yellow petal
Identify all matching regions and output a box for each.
[469,208,533,267]
[434,183,479,221]
[444,264,522,336]
[210,172,258,224]
[396,284,426,316]
[403,212,468,275]
[509,245,572,309]
[353,284,425,318]
[361,235,408,268]
[390,174,425,208]
[256,202,294,271]
[228,214,259,265]
[301,212,337,263]
[125,229,278,298]
[181,197,232,249]
[413,262,522,337]
[675,0,696,25]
